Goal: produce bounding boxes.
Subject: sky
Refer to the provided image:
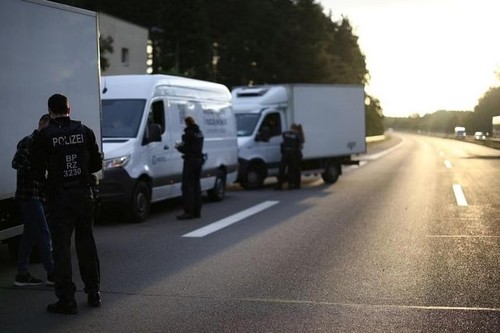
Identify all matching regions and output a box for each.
[318,0,500,117]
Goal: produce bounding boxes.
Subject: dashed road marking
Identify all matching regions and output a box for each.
[183,201,279,238]
[444,160,452,168]
[452,184,468,206]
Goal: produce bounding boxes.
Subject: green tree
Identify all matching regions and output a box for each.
[51,0,380,132]
[99,35,113,72]
[365,95,384,135]
[473,86,500,134]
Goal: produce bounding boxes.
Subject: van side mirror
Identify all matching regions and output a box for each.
[256,128,271,142]
[143,124,162,145]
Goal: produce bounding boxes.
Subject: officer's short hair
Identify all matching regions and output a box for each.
[48,94,69,115]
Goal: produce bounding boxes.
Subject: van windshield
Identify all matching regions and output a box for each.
[235,113,260,137]
[102,99,145,138]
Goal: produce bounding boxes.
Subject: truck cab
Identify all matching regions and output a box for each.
[233,87,289,188]
[236,109,286,188]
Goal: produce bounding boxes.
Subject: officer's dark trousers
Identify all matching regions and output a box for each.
[47,187,100,301]
[278,152,300,187]
[181,157,203,215]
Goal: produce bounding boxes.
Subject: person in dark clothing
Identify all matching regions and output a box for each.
[31,94,103,314]
[293,123,305,188]
[275,123,303,190]
[175,116,204,220]
[13,114,55,287]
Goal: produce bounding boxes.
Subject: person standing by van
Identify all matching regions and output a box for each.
[31,94,103,314]
[12,114,55,287]
[275,123,302,190]
[293,123,305,189]
[176,116,204,220]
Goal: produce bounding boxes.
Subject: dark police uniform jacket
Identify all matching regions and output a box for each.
[176,124,204,160]
[31,117,102,191]
[280,130,301,155]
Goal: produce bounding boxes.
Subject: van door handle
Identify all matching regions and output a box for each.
[164,145,169,150]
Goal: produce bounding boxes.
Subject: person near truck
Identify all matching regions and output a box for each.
[295,123,305,187]
[175,116,204,220]
[12,114,55,287]
[31,94,103,314]
[275,123,303,190]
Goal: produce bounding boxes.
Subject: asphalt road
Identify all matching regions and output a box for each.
[0,133,499,332]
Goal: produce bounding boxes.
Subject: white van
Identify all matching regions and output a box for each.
[100,75,238,222]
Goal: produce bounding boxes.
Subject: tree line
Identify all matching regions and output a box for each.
[385,86,500,136]
[50,0,384,135]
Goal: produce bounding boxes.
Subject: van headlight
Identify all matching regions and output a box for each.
[103,155,130,169]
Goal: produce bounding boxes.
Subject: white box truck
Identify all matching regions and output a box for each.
[100,75,238,222]
[0,0,101,257]
[232,84,366,188]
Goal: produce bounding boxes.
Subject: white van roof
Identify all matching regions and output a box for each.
[232,85,287,103]
[102,74,231,101]
[232,85,288,113]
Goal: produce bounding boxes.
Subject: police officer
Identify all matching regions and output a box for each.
[175,116,204,220]
[31,94,103,314]
[276,123,302,190]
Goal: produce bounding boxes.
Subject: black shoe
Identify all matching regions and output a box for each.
[47,299,78,314]
[177,213,195,220]
[87,291,101,307]
[193,212,201,218]
[14,272,43,287]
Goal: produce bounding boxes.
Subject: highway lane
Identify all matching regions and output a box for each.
[0,133,498,332]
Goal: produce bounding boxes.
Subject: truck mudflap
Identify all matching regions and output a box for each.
[341,158,361,165]
[301,156,356,184]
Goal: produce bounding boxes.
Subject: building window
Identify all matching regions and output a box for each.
[121,48,129,66]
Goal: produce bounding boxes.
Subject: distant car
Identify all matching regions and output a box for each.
[474,131,486,140]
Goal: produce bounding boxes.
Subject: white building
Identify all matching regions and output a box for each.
[99,12,149,75]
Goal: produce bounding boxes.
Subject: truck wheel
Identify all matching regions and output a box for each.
[207,170,226,202]
[130,181,151,223]
[322,163,340,184]
[242,164,265,189]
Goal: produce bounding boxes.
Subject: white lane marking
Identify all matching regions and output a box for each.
[183,201,279,238]
[444,160,452,168]
[237,297,500,312]
[452,184,468,206]
[361,138,405,161]
[427,235,500,238]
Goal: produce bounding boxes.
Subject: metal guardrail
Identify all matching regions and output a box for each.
[403,130,500,150]
[456,137,500,149]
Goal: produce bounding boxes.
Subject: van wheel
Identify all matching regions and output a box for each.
[208,170,226,202]
[322,163,340,184]
[242,164,265,189]
[130,181,151,223]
